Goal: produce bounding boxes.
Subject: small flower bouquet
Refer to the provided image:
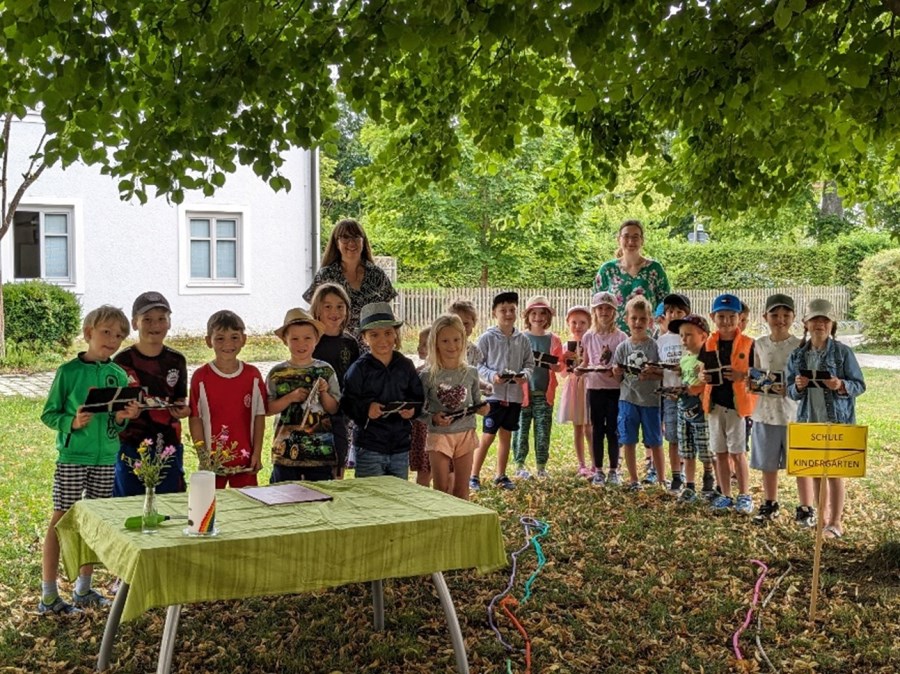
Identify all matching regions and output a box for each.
[191,425,250,475]
[120,433,176,488]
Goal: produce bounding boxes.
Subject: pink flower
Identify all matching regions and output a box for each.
[161,446,176,459]
[144,437,154,446]
[240,449,250,459]
[134,461,142,471]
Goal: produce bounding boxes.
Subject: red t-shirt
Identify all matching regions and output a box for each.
[190,362,267,469]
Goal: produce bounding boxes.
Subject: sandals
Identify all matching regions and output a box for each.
[823,524,844,539]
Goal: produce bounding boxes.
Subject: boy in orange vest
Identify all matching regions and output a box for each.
[699,294,758,514]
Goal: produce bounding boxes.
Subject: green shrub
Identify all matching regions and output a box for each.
[855,248,900,347]
[3,280,82,350]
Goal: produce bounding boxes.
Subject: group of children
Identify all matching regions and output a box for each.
[503,288,865,538]
[36,284,865,615]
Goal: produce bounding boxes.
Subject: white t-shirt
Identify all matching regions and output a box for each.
[656,332,683,388]
[751,334,801,425]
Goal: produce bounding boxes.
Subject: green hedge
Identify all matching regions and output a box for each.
[2,281,82,351]
[855,248,900,347]
[396,231,894,291]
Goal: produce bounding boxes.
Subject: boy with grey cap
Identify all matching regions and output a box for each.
[114,292,190,497]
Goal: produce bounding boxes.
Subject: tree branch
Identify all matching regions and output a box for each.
[0,127,49,243]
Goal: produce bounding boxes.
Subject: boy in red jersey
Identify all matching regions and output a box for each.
[189,310,267,488]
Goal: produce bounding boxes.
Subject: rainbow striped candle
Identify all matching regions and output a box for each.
[187,470,216,534]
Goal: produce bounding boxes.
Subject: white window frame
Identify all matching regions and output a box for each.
[177,204,251,295]
[2,199,84,294]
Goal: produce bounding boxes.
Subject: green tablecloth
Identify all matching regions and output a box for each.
[57,477,506,622]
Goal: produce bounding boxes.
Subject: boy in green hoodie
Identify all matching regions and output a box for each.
[39,305,140,615]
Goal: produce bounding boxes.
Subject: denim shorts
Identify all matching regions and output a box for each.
[749,422,787,472]
[354,447,409,480]
[617,400,662,447]
[662,398,679,444]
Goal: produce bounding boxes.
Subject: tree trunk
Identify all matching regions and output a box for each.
[0,264,5,360]
[820,180,844,218]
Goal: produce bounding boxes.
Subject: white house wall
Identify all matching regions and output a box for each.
[1,115,316,335]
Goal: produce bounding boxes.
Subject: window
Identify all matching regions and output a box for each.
[13,209,73,281]
[188,215,241,282]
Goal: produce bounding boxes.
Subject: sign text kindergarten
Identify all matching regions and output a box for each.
[787,423,868,478]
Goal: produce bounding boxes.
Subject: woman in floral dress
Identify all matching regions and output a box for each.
[303,219,398,340]
[591,219,671,333]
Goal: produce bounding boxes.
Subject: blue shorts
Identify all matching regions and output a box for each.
[618,400,662,447]
[354,448,409,480]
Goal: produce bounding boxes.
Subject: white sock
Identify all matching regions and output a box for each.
[74,573,91,596]
[41,580,59,603]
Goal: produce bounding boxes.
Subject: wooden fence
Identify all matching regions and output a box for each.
[395,285,852,333]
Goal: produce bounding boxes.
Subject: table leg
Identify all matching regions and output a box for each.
[431,572,469,674]
[97,581,129,671]
[372,579,384,631]
[156,604,182,674]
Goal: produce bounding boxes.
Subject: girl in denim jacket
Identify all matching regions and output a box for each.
[786,299,866,538]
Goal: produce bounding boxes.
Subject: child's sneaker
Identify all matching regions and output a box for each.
[577,465,594,478]
[536,469,549,479]
[734,494,753,515]
[628,481,642,492]
[494,475,516,490]
[642,466,658,485]
[795,505,816,528]
[71,589,111,609]
[669,473,684,494]
[678,487,698,504]
[710,495,734,512]
[514,467,531,480]
[38,596,81,616]
[469,476,481,492]
[701,472,716,494]
[607,471,622,486]
[752,501,780,525]
[591,471,606,487]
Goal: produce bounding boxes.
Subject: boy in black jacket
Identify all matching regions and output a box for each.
[341,302,424,479]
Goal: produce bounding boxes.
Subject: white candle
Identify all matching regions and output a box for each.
[187,470,216,534]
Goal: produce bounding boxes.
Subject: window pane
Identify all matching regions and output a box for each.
[216,241,237,278]
[190,241,211,278]
[216,219,236,239]
[44,213,68,235]
[190,219,210,238]
[45,237,69,277]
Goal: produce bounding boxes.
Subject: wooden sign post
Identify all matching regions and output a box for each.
[787,422,867,621]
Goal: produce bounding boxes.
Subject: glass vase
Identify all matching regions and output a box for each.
[142,485,159,534]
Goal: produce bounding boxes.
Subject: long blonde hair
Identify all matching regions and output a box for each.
[426,314,468,385]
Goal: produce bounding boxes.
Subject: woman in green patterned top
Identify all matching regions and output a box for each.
[591,220,671,333]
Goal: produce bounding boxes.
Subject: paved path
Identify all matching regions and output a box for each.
[0,362,281,399]
[2,342,898,399]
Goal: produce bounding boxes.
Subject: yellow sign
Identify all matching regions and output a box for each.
[787,423,867,478]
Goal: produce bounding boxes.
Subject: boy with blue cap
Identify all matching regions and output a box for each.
[699,293,758,514]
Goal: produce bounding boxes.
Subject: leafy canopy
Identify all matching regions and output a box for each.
[1,0,899,212]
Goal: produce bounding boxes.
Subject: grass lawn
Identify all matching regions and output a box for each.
[0,369,898,673]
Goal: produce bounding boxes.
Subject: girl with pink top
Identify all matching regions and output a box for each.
[578,291,628,485]
[557,305,594,477]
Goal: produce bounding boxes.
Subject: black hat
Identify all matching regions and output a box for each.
[669,314,710,335]
[132,291,171,317]
[663,293,691,311]
[764,293,795,313]
[492,291,519,310]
